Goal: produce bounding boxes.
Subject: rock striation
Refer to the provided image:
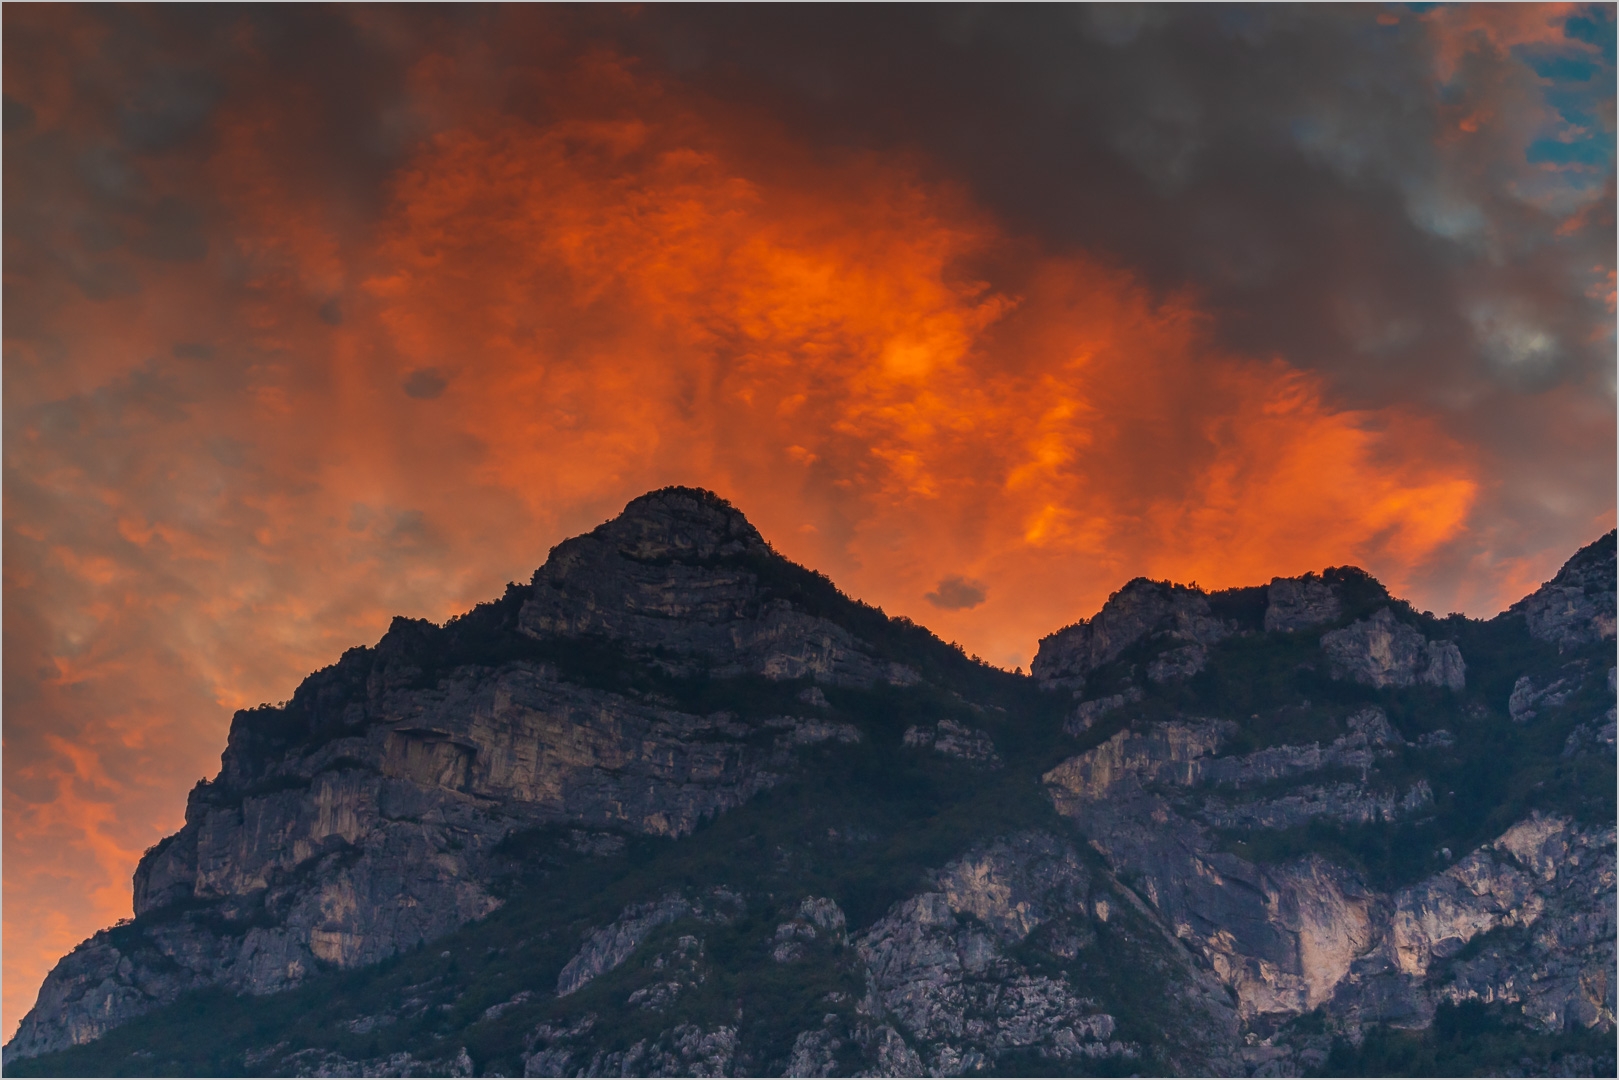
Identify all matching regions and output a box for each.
[1327,813,1617,1036]
[555,891,741,998]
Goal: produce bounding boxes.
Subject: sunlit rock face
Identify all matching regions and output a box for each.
[1043,711,1403,1020]
[6,492,1615,1076]
[1320,607,1467,690]
[1044,724,1615,1038]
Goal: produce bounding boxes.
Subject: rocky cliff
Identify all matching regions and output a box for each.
[7,499,1614,1078]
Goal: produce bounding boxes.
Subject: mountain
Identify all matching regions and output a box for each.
[6,488,1615,1078]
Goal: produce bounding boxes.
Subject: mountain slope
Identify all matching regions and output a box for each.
[7,493,1614,1078]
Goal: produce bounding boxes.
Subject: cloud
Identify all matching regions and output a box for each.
[926,576,988,611]
[402,367,448,400]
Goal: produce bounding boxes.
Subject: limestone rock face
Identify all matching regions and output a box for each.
[1044,713,1391,1020]
[1320,608,1466,690]
[1043,711,1616,1047]
[1329,814,1617,1035]
[1031,579,1229,685]
[1509,673,1576,723]
[1508,530,1617,647]
[558,894,701,997]
[854,834,1137,1073]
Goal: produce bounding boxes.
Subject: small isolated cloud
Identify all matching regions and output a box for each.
[925,575,987,610]
[402,367,448,399]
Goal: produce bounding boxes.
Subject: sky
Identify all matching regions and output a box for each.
[3,3,1614,1039]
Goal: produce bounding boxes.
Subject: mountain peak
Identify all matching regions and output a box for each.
[580,486,768,565]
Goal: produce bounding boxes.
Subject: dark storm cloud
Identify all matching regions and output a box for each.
[117,70,219,152]
[16,6,1611,427]
[402,368,449,400]
[130,196,207,262]
[926,576,989,611]
[605,5,1612,404]
[589,2,1615,571]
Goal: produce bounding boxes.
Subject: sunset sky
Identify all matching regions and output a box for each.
[3,4,1614,1037]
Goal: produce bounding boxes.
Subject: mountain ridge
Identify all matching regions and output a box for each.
[7,488,1614,1077]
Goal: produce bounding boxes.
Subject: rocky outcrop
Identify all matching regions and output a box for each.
[1198,779,1432,832]
[1508,530,1617,647]
[556,892,740,997]
[524,1021,739,1078]
[1147,644,1208,683]
[854,834,1136,1073]
[272,1044,476,1077]
[1064,686,1144,736]
[771,896,846,962]
[1509,673,1576,723]
[784,1025,846,1077]
[1563,707,1618,759]
[13,675,844,1060]
[1044,710,1409,1020]
[1031,579,1229,686]
[1320,607,1466,690]
[1045,705,1403,810]
[901,718,1001,766]
[505,837,1187,1074]
[1264,574,1343,632]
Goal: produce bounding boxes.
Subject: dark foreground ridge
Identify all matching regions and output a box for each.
[7,489,1614,1078]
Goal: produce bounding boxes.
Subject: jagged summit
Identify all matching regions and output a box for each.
[519,487,919,686]
[1030,565,1392,687]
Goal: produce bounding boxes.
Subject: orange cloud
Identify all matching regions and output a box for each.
[356,53,1482,658]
